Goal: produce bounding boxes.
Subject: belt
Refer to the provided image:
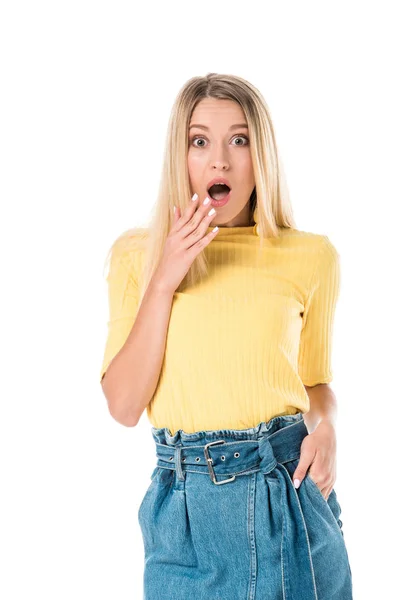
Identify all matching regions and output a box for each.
[154,418,318,600]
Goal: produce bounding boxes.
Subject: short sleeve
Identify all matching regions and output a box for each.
[297,235,341,386]
[99,238,141,383]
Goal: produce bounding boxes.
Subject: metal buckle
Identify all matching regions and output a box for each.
[203,440,236,485]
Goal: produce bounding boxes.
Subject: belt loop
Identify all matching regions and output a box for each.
[175,445,185,481]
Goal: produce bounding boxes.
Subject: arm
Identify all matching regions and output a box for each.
[294,383,338,498]
[298,235,341,433]
[292,236,341,496]
[303,383,337,433]
[101,278,174,427]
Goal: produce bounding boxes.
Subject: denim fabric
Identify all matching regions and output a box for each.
[138,413,353,599]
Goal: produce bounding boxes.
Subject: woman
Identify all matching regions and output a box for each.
[100,73,353,599]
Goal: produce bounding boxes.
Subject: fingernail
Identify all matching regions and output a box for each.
[294,478,301,489]
[173,205,176,213]
[203,196,211,205]
[191,193,198,202]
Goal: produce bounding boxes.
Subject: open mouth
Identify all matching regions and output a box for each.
[207,183,231,201]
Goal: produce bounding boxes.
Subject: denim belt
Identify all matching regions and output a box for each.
[154,418,318,600]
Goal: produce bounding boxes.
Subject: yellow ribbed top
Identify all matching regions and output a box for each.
[100,225,340,435]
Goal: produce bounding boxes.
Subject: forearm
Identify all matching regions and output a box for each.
[101,278,174,426]
[302,383,338,433]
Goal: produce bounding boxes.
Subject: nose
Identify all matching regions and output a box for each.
[211,155,229,170]
[209,142,229,170]
[212,161,228,170]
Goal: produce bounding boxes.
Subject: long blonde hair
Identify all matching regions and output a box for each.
[103,72,297,307]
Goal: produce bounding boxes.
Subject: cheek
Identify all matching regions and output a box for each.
[236,154,255,182]
[244,152,254,171]
[187,152,205,178]
[187,156,194,184]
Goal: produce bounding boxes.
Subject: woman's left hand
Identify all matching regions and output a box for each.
[292,419,337,500]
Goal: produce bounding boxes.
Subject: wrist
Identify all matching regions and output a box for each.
[319,416,337,429]
[148,276,175,297]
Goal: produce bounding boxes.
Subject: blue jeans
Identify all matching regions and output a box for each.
[138,413,353,599]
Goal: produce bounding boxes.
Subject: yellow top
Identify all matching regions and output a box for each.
[100,224,340,435]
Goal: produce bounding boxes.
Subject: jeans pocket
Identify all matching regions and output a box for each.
[284,456,344,532]
[305,472,328,501]
[305,472,344,533]
[138,466,161,520]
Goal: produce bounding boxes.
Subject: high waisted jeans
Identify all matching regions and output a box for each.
[138,413,353,599]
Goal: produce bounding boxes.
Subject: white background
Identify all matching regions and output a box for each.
[1,1,398,598]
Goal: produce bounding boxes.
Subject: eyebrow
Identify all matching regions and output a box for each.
[188,123,249,131]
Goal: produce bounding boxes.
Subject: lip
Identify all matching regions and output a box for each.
[210,189,232,207]
[207,177,232,207]
[207,176,232,191]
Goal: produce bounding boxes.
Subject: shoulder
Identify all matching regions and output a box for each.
[111,227,149,255]
[277,228,340,293]
[277,227,340,259]
[105,227,149,279]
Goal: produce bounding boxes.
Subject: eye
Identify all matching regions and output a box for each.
[191,136,206,148]
[232,135,249,146]
[190,134,249,148]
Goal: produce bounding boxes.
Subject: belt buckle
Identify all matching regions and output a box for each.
[203,440,236,485]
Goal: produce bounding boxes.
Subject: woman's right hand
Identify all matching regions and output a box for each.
[152,194,219,294]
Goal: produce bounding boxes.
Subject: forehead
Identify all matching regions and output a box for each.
[189,98,247,127]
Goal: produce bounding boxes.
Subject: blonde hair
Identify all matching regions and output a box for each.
[103,72,297,307]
